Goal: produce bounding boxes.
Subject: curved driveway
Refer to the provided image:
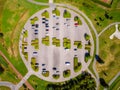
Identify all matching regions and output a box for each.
[98,22,120,37]
[0,82,15,90]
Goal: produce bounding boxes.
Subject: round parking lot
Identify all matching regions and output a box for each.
[19,7,94,82]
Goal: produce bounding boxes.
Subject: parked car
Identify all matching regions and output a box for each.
[65,62,70,65]
[53,67,57,70]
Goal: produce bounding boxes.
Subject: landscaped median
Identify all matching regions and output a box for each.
[31,38,39,49]
[74,41,82,49]
[63,38,71,49]
[22,41,28,60]
[42,71,49,77]
[42,36,50,46]
[63,10,71,18]
[52,74,60,79]
[52,8,60,16]
[74,16,82,25]
[74,57,82,72]
[63,69,71,78]
[31,57,39,72]
[30,17,38,25]
[52,37,60,47]
[41,10,49,18]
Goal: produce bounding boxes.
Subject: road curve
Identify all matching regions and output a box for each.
[98,22,120,37]
[0,82,15,90]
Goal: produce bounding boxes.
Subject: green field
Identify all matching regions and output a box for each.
[98,25,120,84]
[0,0,48,77]
[34,0,49,3]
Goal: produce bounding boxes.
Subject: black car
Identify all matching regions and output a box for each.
[35,63,39,65]
[42,21,45,24]
[42,68,46,71]
[42,64,45,66]
[53,67,57,70]
[36,24,39,28]
[42,18,46,20]
[46,29,49,31]
[74,48,77,51]
[34,33,38,35]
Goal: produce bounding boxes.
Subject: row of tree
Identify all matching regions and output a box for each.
[46,71,96,90]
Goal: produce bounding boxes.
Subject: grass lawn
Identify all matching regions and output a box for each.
[1,0,48,76]
[28,75,50,90]
[108,75,120,90]
[0,56,8,68]
[0,0,6,32]
[98,25,120,83]
[88,59,96,77]
[0,86,10,90]
[0,44,27,76]
[34,0,49,3]
[0,68,20,84]
[116,1,120,8]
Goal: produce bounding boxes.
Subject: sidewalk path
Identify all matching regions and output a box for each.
[0,51,34,90]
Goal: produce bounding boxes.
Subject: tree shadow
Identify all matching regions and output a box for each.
[99,78,109,88]
[95,55,104,64]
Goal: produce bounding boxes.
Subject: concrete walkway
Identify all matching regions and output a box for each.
[110,24,120,39]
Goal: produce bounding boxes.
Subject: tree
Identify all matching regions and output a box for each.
[84,33,90,41]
